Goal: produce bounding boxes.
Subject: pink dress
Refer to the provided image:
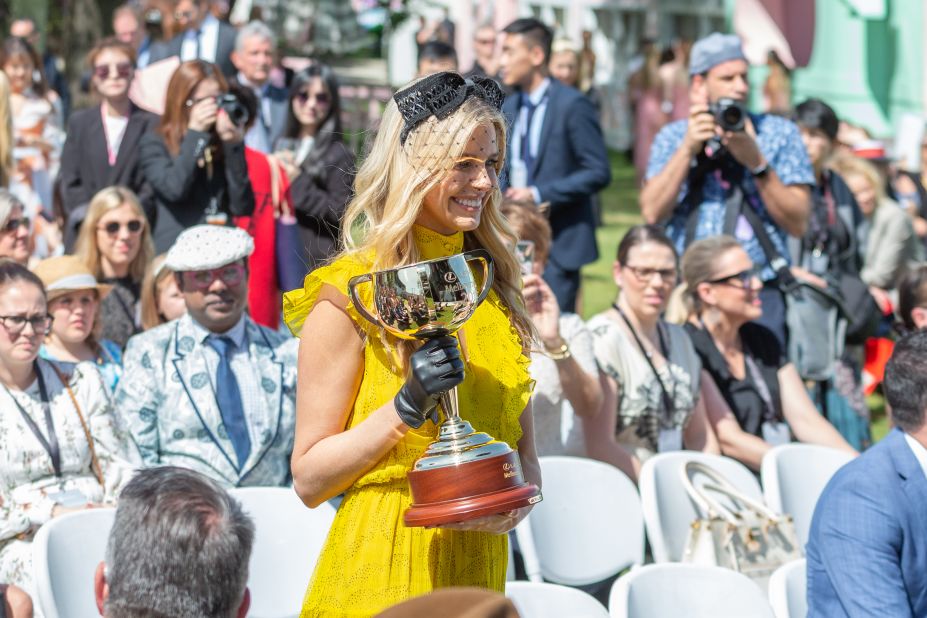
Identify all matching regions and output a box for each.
[634,87,667,185]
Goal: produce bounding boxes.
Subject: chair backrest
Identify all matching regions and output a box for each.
[768,559,807,618]
[639,451,762,562]
[761,444,853,547]
[517,456,644,585]
[229,487,337,618]
[32,508,116,618]
[609,563,776,618]
[506,581,609,618]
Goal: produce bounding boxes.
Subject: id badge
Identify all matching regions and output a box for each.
[761,421,791,446]
[47,488,89,508]
[658,427,684,453]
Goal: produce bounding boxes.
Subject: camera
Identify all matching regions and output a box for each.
[216,94,250,127]
[710,97,746,132]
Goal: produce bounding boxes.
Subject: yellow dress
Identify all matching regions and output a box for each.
[283,226,533,618]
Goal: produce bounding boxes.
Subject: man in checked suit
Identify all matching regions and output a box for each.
[806,330,927,617]
[499,18,611,313]
[115,225,297,487]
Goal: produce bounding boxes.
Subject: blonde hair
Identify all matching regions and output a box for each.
[500,199,551,264]
[140,253,173,330]
[340,87,534,356]
[828,154,886,202]
[75,186,154,283]
[680,235,742,317]
[0,72,12,188]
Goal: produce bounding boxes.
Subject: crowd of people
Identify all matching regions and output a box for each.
[0,2,925,617]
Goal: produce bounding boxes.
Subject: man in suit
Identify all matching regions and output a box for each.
[115,225,298,488]
[148,0,237,76]
[806,330,927,617]
[230,21,288,154]
[498,18,610,313]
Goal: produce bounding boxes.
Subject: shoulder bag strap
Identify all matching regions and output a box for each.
[49,364,105,488]
[265,152,283,217]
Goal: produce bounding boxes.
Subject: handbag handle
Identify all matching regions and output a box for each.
[680,461,781,525]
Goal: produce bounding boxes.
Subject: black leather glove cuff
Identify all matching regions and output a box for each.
[394,385,437,429]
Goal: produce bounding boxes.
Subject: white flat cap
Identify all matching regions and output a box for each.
[165,225,255,271]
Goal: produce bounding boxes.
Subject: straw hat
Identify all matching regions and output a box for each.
[33,256,113,302]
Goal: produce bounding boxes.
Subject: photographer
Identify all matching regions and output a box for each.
[640,33,814,345]
[139,60,255,252]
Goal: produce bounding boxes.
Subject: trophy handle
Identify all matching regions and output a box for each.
[346,274,381,326]
[463,249,494,306]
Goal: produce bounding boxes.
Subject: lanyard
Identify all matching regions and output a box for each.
[2,363,62,477]
[614,304,675,422]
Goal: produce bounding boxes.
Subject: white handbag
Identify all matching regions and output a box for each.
[680,461,802,589]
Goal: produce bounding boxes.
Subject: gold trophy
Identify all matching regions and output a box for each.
[348,250,542,527]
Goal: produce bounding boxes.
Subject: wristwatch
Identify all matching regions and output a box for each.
[751,160,770,179]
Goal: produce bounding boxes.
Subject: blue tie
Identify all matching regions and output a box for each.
[208,335,251,470]
[520,92,547,185]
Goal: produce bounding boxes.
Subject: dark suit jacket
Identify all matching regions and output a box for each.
[59,104,160,249]
[147,20,237,77]
[139,130,255,252]
[501,79,611,270]
[231,77,289,152]
[807,428,927,617]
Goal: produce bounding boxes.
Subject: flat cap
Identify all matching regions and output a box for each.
[689,32,747,76]
[165,225,254,272]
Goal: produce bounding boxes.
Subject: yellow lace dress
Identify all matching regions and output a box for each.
[283,225,533,617]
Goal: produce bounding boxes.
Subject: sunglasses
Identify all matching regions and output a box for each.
[2,216,29,233]
[295,90,330,105]
[93,62,133,80]
[98,220,144,235]
[708,268,761,289]
[181,263,246,290]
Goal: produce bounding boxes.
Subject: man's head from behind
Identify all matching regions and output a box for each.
[884,330,927,434]
[499,18,552,89]
[165,225,253,333]
[689,33,749,105]
[417,41,458,77]
[95,466,254,618]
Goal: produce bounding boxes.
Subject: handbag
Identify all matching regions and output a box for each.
[681,461,802,589]
[267,154,307,293]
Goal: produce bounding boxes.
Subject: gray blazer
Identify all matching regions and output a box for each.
[860,198,924,289]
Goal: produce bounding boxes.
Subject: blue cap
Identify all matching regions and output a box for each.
[689,33,747,76]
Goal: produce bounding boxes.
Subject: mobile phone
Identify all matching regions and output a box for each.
[515,240,535,276]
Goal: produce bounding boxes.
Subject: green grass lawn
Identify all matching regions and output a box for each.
[579,152,889,445]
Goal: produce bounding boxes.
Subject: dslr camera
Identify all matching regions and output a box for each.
[709,97,746,132]
[216,93,250,127]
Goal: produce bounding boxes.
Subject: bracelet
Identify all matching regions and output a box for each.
[545,341,572,361]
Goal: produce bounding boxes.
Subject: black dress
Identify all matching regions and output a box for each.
[100,277,141,349]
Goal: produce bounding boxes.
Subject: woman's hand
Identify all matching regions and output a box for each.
[523,273,561,349]
[188,96,219,132]
[394,335,464,428]
[275,149,300,180]
[216,109,245,143]
[435,508,525,535]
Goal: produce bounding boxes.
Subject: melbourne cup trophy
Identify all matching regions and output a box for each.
[348,250,542,527]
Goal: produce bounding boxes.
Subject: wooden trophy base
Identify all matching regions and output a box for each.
[404,450,542,527]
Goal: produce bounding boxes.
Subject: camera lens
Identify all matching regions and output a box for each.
[722,106,742,126]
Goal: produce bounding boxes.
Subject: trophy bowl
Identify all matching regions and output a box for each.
[348,250,542,527]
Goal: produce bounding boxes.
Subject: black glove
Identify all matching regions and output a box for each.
[394,335,464,428]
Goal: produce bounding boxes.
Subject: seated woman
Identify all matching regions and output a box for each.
[584,225,719,483]
[0,191,29,265]
[680,235,856,470]
[33,255,123,393]
[501,200,601,456]
[74,187,154,349]
[139,254,185,331]
[0,259,135,600]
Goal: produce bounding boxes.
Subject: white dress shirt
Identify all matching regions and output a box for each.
[509,78,550,202]
[904,432,927,480]
[181,13,219,63]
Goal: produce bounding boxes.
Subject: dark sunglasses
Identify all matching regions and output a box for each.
[708,268,761,289]
[93,62,133,80]
[295,90,330,105]
[98,220,144,235]
[2,216,29,233]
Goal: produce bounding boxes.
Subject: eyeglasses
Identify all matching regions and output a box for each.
[174,9,196,20]
[295,90,330,105]
[475,38,496,46]
[0,314,53,336]
[93,62,133,80]
[98,220,144,236]
[181,263,246,290]
[708,268,761,289]
[624,265,677,283]
[2,216,29,233]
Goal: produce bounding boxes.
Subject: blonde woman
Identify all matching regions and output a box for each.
[139,254,185,330]
[283,73,541,614]
[75,186,154,348]
[0,70,13,188]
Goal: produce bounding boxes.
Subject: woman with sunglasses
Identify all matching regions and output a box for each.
[583,225,719,482]
[0,190,29,266]
[681,236,855,471]
[59,38,158,252]
[0,258,136,602]
[74,187,154,349]
[139,60,254,252]
[276,62,355,274]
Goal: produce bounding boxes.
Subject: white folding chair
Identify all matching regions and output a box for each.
[639,451,762,563]
[515,456,644,585]
[609,563,776,618]
[32,508,116,618]
[768,559,807,618]
[506,581,609,618]
[761,444,853,547]
[230,487,337,618]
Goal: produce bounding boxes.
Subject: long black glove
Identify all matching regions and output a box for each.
[394,335,464,429]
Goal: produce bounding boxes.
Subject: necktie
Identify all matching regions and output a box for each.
[520,92,547,185]
[208,335,251,469]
